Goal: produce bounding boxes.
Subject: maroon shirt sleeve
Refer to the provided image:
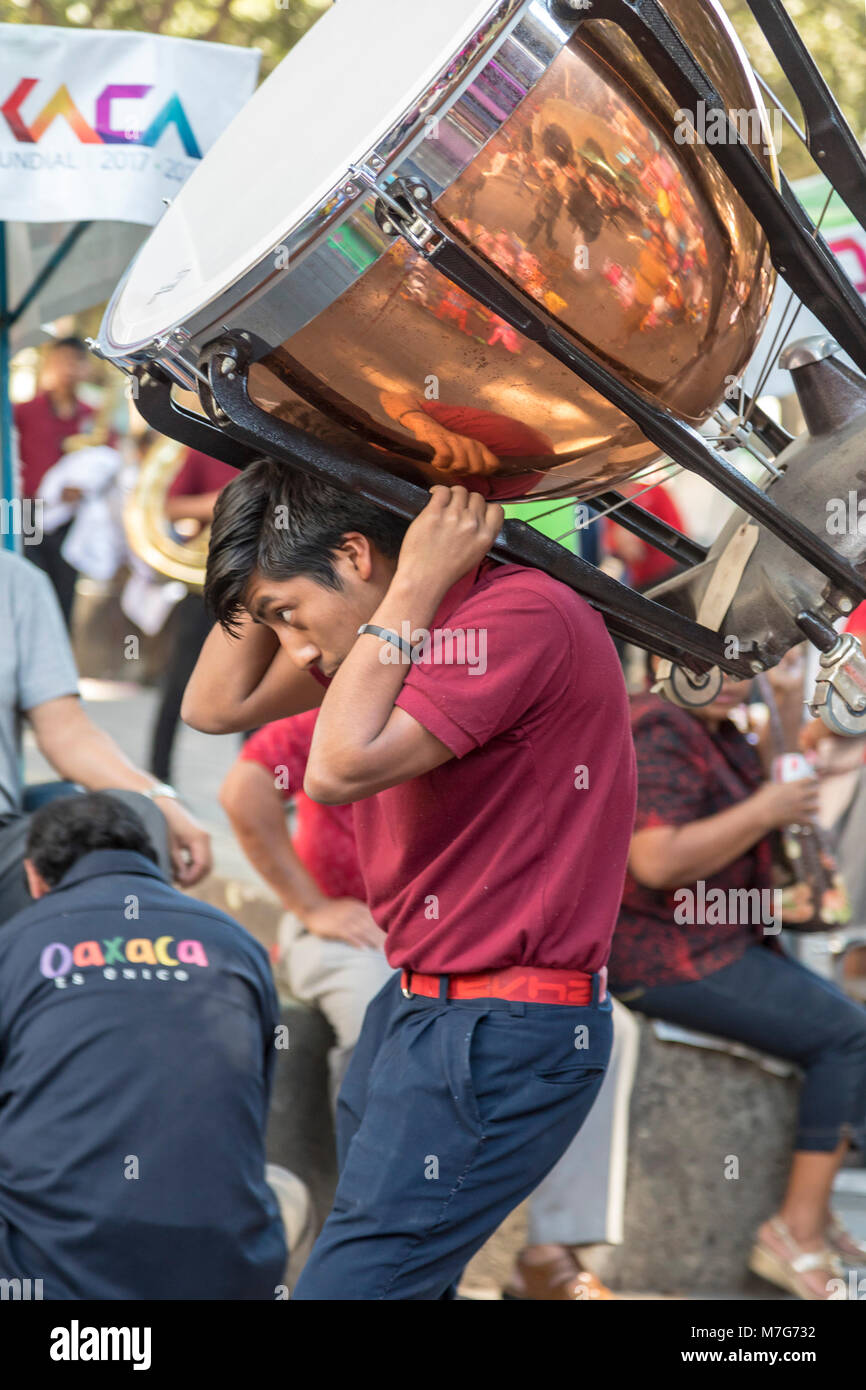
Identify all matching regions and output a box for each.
[395,578,571,757]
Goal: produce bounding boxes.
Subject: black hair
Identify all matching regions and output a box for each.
[205,457,409,633]
[46,336,89,356]
[25,792,159,888]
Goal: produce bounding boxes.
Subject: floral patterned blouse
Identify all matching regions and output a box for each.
[608,693,775,993]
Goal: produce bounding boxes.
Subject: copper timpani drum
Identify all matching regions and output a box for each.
[96,0,866,730]
[98,0,775,500]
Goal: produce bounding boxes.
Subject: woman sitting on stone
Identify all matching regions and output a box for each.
[608,653,866,1300]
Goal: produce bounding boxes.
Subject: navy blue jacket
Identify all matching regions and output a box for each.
[0,849,286,1299]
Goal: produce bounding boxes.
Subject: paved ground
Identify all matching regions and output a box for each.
[25,676,866,1301]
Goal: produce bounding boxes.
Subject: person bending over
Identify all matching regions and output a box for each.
[183,462,636,1301]
[0,793,287,1299]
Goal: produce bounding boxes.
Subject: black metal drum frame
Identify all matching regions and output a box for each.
[131,0,866,686]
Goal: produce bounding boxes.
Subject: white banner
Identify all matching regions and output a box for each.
[0,25,260,224]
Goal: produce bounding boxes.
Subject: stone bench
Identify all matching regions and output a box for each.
[581,1018,800,1294]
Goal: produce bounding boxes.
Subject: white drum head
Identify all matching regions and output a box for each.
[105,0,514,352]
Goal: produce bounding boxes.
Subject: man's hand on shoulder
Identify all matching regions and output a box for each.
[394,486,504,604]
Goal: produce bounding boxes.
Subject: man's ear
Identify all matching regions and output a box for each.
[337,532,375,582]
[23,859,52,900]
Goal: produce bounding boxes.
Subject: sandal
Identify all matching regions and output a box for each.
[826,1213,866,1266]
[749,1218,846,1301]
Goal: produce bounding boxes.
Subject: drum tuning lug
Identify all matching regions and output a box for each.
[367,174,440,254]
[152,328,192,369]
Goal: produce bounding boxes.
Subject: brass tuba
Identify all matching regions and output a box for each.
[123,435,209,590]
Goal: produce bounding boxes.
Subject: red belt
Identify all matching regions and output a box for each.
[400,964,604,1006]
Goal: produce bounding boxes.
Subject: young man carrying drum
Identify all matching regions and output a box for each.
[183,460,636,1300]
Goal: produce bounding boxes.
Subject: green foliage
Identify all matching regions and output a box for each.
[722,0,866,180]
[0,0,328,72]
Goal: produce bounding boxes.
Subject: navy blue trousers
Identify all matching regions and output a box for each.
[293,970,612,1300]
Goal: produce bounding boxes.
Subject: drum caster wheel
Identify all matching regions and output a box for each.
[816,685,866,736]
[658,664,724,709]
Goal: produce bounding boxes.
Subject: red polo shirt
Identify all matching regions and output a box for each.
[13,392,96,499]
[350,561,637,974]
[239,711,364,902]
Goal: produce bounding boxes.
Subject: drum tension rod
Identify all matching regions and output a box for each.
[727,392,793,459]
[366,174,866,611]
[201,332,757,680]
[591,493,707,571]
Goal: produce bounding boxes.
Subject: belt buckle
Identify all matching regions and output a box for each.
[401,970,414,999]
